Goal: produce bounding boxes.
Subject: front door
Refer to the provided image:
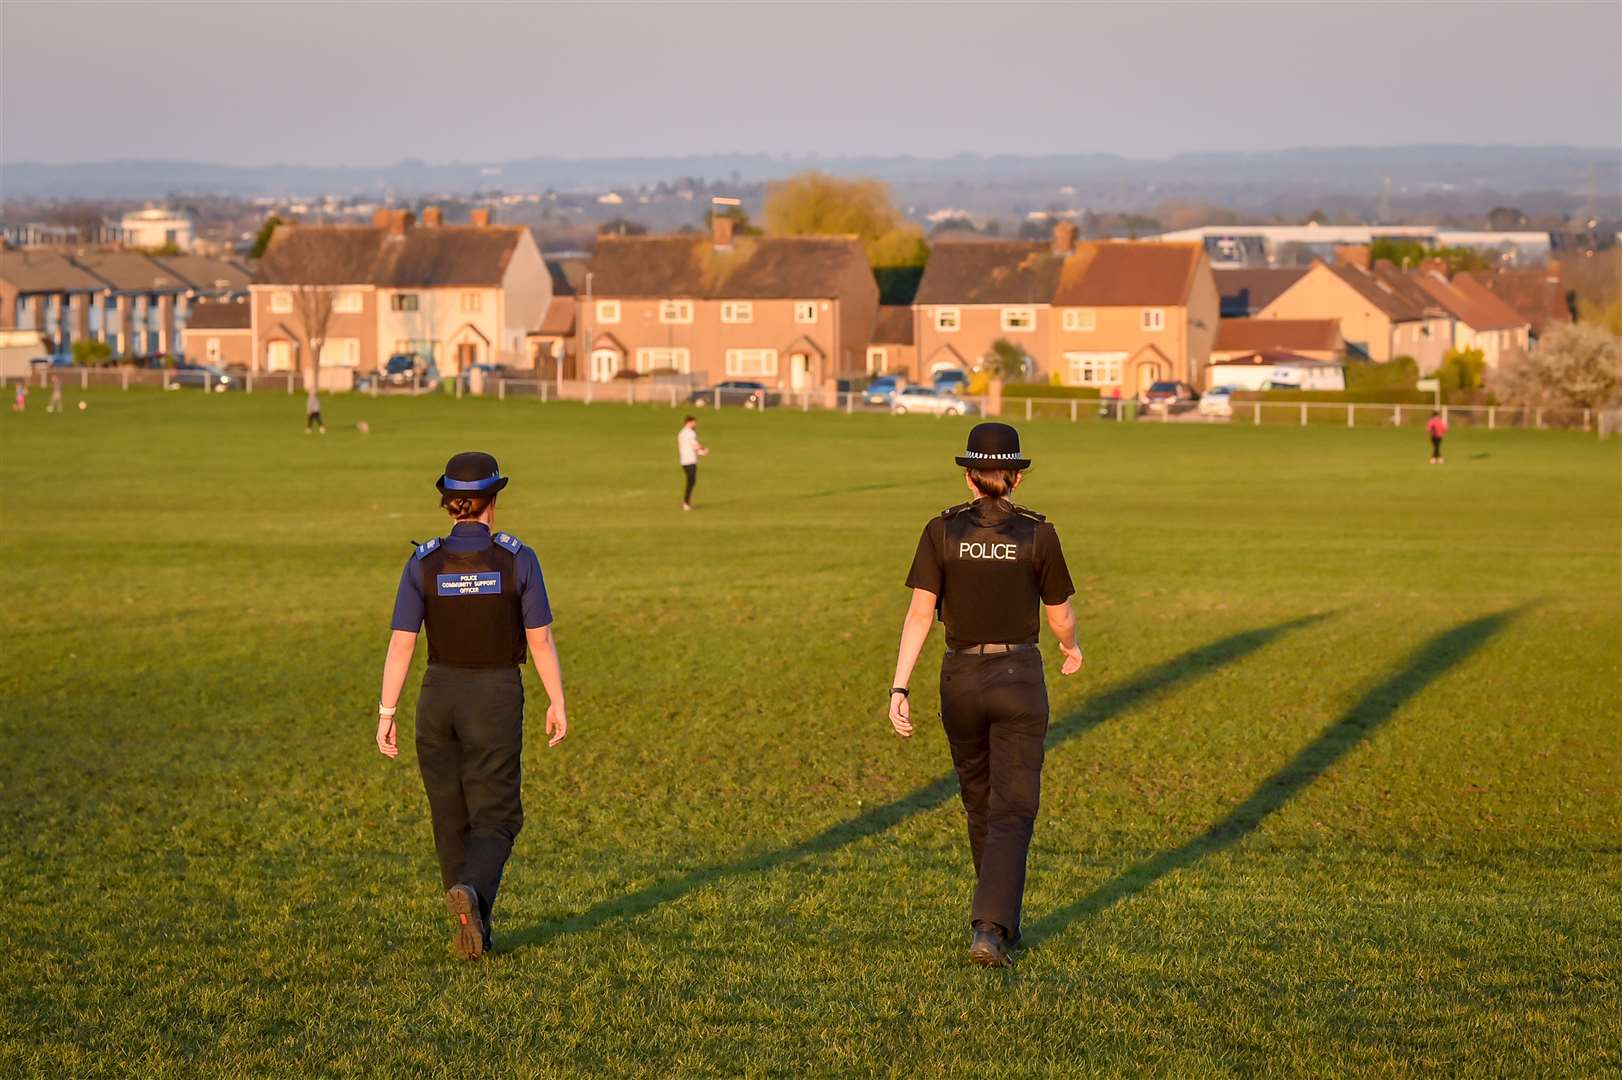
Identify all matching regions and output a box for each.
[790,353,810,391]
[266,340,292,371]
[456,342,479,372]
[1137,361,1164,392]
[590,348,619,382]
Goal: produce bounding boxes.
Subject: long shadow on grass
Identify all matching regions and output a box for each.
[1021,606,1522,952]
[507,612,1327,952]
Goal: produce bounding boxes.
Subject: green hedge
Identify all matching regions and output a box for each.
[1000,384,1101,400]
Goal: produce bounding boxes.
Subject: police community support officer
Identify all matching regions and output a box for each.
[887,422,1083,967]
[374,451,569,960]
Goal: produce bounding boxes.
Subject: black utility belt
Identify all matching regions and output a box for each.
[945,643,1039,657]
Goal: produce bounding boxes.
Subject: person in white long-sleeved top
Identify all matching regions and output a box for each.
[677,415,709,511]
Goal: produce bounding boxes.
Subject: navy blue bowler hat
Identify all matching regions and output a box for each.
[436,451,509,496]
[955,422,1031,470]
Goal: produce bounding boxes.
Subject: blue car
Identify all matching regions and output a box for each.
[932,369,969,395]
[864,376,899,406]
[30,353,74,368]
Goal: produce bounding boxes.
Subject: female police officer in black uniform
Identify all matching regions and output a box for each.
[375,451,569,960]
[887,422,1083,967]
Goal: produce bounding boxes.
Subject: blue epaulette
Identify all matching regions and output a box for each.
[412,537,442,561]
[492,531,523,554]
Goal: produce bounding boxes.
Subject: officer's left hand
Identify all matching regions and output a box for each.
[376,713,399,758]
[889,691,913,738]
[545,702,568,747]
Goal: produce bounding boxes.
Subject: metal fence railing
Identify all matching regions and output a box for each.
[1,367,1603,433]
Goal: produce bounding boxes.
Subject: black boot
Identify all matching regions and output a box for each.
[445,884,486,960]
[969,923,1010,968]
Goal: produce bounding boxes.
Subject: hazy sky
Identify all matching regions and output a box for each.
[3,1,1618,166]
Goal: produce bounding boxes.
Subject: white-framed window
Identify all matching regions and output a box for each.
[1141,308,1165,331]
[1001,306,1036,332]
[595,300,620,323]
[333,291,363,314]
[461,292,482,313]
[270,291,292,314]
[390,293,420,313]
[392,338,436,358]
[721,301,754,323]
[659,300,693,324]
[635,347,691,373]
[795,301,818,324]
[725,348,777,376]
[934,307,960,332]
[1062,308,1096,331]
[205,337,221,361]
[1065,351,1127,387]
[866,347,887,373]
[319,337,361,368]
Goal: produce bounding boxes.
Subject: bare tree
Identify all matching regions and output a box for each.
[259,228,378,388]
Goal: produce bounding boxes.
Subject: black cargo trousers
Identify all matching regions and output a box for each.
[415,664,525,935]
[939,646,1049,942]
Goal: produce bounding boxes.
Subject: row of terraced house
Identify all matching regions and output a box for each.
[6,206,1553,396]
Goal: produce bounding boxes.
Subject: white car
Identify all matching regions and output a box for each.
[1199,385,1236,417]
[892,386,980,416]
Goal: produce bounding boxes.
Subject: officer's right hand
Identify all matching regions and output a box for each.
[376,713,399,759]
[889,692,913,738]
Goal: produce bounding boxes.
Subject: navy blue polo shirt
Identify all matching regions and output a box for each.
[391,522,553,632]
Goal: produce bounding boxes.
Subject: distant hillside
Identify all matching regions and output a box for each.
[2,145,1616,200]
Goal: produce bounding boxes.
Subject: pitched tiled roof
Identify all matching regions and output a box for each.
[1215,318,1341,353]
[546,257,588,296]
[1215,268,1307,314]
[0,250,107,292]
[871,306,914,345]
[184,300,251,330]
[588,235,866,299]
[914,240,1063,305]
[1214,350,1339,367]
[152,255,252,291]
[1467,269,1570,334]
[255,224,524,287]
[68,251,194,292]
[1411,272,1527,331]
[1054,242,1203,307]
[1325,262,1428,321]
[534,295,576,336]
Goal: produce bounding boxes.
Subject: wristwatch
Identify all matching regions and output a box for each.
[890,687,909,698]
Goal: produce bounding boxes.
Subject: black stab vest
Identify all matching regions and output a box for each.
[419,541,526,667]
[938,501,1046,648]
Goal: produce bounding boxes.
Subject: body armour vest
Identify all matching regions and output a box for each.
[418,539,526,667]
[938,500,1046,649]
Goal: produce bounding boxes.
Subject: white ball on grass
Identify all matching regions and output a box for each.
[78,400,88,411]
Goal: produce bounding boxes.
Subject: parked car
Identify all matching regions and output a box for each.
[892,386,980,417]
[932,369,970,395]
[1199,385,1236,417]
[383,352,439,387]
[1140,380,1199,412]
[171,362,236,391]
[30,353,74,368]
[688,380,779,408]
[864,376,900,406]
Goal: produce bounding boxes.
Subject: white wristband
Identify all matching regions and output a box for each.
[378,704,397,717]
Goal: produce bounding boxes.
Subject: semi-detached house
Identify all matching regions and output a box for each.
[913,223,1218,393]
[251,208,549,379]
[582,217,879,390]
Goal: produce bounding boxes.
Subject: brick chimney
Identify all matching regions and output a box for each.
[1334,244,1370,270]
[712,214,735,249]
[372,208,392,228]
[1420,257,1449,278]
[422,206,443,228]
[1051,220,1078,255]
[470,208,492,228]
[388,210,415,236]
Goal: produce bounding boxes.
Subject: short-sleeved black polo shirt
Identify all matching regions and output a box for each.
[905,498,1074,649]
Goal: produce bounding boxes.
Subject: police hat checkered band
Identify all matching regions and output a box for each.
[962,451,1024,461]
[439,473,505,492]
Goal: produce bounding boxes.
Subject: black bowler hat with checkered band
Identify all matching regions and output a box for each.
[436,451,509,496]
[955,422,1031,470]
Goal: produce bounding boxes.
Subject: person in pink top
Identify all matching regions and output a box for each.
[1427,412,1448,464]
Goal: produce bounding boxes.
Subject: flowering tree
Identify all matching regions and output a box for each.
[1493,324,1622,409]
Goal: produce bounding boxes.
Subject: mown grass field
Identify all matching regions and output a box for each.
[2,388,1618,1078]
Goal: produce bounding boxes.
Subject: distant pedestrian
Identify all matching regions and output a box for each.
[887,422,1084,967]
[305,386,326,434]
[677,415,708,510]
[47,376,64,414]
[12,384,26,412]
[1427,411,1447,464]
